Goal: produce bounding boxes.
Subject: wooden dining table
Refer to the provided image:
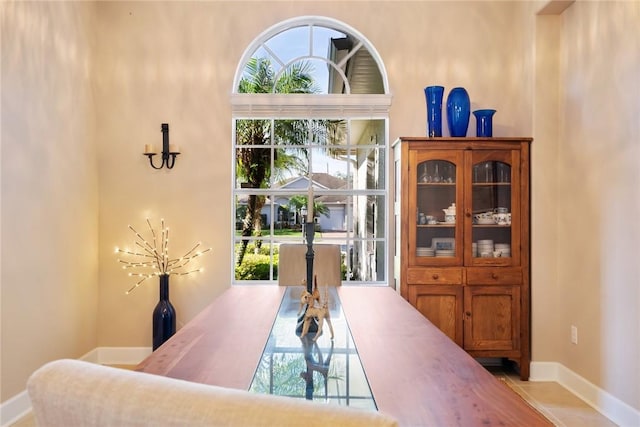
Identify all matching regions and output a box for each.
[136,285,551,426]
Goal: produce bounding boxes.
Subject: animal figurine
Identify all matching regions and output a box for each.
[299,277,334,341]
[297,279,320,316]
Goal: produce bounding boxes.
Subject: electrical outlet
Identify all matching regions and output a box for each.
[571,325,578,344]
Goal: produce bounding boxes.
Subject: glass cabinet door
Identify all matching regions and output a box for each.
[466,150,520,265]
[410,150,463,266]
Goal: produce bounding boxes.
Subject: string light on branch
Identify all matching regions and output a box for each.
[116,218,211,294]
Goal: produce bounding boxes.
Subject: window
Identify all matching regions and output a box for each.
[232,17,391,285]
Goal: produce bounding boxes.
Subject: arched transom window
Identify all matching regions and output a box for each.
[231,16,391,285]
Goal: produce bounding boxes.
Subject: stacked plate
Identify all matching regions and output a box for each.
[472,242,478,257]
[476,217,495,225]
[477,239,494,257]
[416,247,435,257]
[495,243,511,257]
[435,249,455,257]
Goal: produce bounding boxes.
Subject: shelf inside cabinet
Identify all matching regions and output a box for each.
[417,182,456,186]
[472,182,511,186]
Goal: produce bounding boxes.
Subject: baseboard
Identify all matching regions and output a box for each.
[531,361,640,426]
[80,346,152,365]
[529,360,559,380]
[0,347,151,427]
[0,390,31,427]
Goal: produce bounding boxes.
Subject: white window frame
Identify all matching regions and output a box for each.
[230,16,392,285]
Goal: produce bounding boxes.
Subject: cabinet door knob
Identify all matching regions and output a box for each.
[432,274,439,280]
[465,311,472,318]
[491,273,499,280]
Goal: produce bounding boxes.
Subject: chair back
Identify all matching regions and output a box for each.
[278,244,342,286]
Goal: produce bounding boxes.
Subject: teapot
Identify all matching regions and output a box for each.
[442,203,456,216]
[442,203,456,223]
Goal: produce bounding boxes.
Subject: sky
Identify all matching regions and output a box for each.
[252,25,347,94]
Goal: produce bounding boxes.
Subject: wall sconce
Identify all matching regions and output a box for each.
[143,123,180,169]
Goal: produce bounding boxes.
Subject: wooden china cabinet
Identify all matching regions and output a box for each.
[393,137,532,380]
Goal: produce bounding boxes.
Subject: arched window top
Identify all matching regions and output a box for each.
[233,16,390,98]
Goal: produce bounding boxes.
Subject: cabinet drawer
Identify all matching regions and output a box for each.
[467,267,522,285]
[407,268,462,285]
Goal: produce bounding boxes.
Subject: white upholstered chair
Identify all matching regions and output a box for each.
[278,244,342,287]
[27,359,399,427]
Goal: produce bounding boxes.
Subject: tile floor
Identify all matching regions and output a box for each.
[489,366,618,427]
[11,365,618,427]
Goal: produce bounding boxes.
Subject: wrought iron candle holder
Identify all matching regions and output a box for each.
[144,123,180,169]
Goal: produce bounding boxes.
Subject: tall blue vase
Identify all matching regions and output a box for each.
[153,274,176,351]
[424,86,444,137]
[473,109,496,137]
[446,87,470,137]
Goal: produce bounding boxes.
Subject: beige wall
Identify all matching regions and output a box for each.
[556,0,640,409]
[1,2,98,400]
[531,12,563,365]
[1,0,639,415]
[531,0,640,410]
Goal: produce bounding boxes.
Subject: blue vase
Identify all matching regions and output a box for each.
[446,87,470,137]
[153,274,176,351]
[473,109,496,137]
[424,86,444,137]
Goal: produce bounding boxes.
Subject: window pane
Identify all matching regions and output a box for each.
[235,194,273,238]
[234,239,276,281]
[353,195,385,239]
[273,119,312,147]
[353,147,385,190]
[310,147,349,181]
[349,240,385,282]
[236,119,274,188]
[327,35,383,95]
[351,119,384,146]
[276,59,326,94]
[249,46,281,77]
[265,26,311,63]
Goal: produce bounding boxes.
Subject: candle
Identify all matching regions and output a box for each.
[169,144,180,153]
[144,144,155,154]
[307,185,314,222]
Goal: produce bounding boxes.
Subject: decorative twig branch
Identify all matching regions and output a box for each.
[115,218,211,294]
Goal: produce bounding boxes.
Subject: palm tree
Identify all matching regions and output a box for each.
[287,195,330,224]
[236,58,318,265]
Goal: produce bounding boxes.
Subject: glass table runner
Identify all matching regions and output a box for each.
[249,286,376,410]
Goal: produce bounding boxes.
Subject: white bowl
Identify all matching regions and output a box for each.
[476,218,495,225]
